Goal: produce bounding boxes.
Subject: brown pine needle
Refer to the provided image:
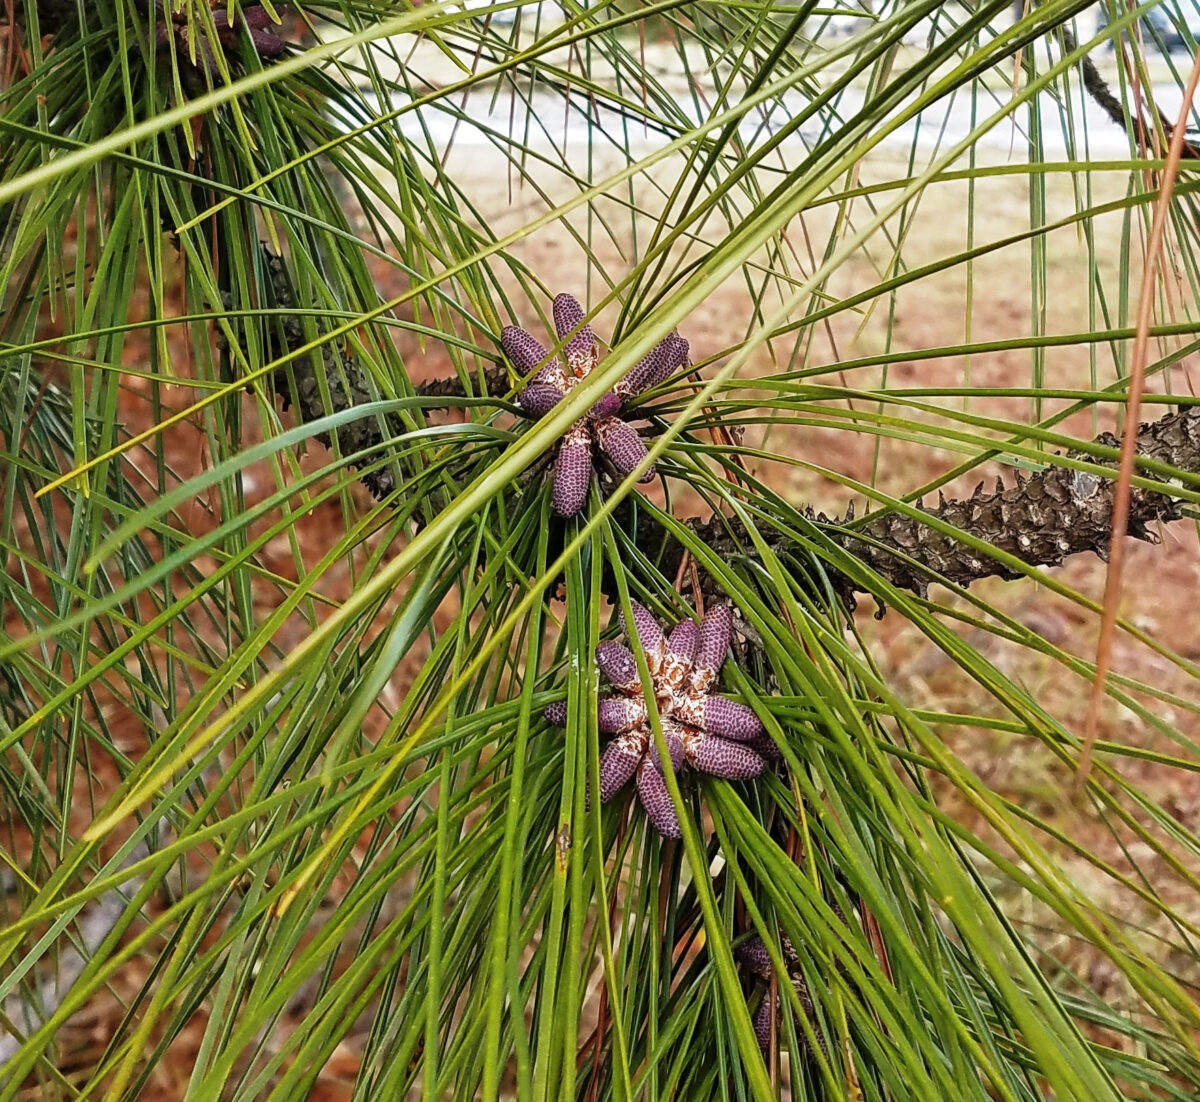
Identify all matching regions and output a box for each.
[1076,48,1200,792]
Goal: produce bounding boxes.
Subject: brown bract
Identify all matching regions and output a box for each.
[153,1,285,76]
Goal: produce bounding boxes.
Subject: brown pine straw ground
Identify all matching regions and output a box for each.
[5,148,1200,1095]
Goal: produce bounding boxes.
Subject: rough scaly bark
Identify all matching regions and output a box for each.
[220,250,412,499]
[641,406,1200,604]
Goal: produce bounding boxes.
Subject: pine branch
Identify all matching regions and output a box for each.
[645,406,1200,604]
[1065,27,1200,159]
[220,250,403,498]
[250,267,1200,603]
[220,249,511,499]
[8,1,77,35]
[226,248,1200,604]
[416,363,513,405]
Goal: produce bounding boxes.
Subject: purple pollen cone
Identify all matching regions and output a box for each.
[501,325,551,373]
[215,6,285,57]
[157,1,286,67]
[747,733,781,761]
[248,27,285,56]
[596,641,640,692]
[544,701,568,727]
[753,998,774,1051]
[665,617,699,665]
[501,291,684,515]
[622,601,667,671]
[591,392,622,419]
[551,427,593,517]
[690,605,732,693]
[552,293,596,368]
[242,7,277,30]
[597,696,647,734]
[548,599,769,839]
[647,726,685,772]
[737,932,823,1056]
[737,937,773,980]
[636,761,682,838]
[702,697,764,742]
[658,620,697,693]
[552,293,585,334]
[617,333,689,399]
[593,416,653,481]
[518,383,563,418]
[686,736,765,780]
[599,737,643,801]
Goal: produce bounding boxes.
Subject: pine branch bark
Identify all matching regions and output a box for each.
[230,255,1200,604]
[826,412,1198,597]
[221,249,511,499]
[1064,27,1200,159]
[645,406,1200,604]
[13,1,76,34]
[221,250,407,498]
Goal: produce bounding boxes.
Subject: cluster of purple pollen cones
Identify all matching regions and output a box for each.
[504,293,775,836]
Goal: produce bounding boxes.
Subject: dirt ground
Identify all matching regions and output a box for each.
[8,131,1200,1094]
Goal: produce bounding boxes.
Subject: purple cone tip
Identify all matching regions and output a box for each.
[658,618,698,691]
[702,697,764,742]
[686,736,765,780]
[737,937,773,979]
[518,382,563,418]
[597,695,647,734]
[690,605,732,692]
[617,332,690,398]
[621,601,666,663]
[591,392,622,419]
[552,293,596,371]
[501,325,551,373]
[599,737,642,802]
